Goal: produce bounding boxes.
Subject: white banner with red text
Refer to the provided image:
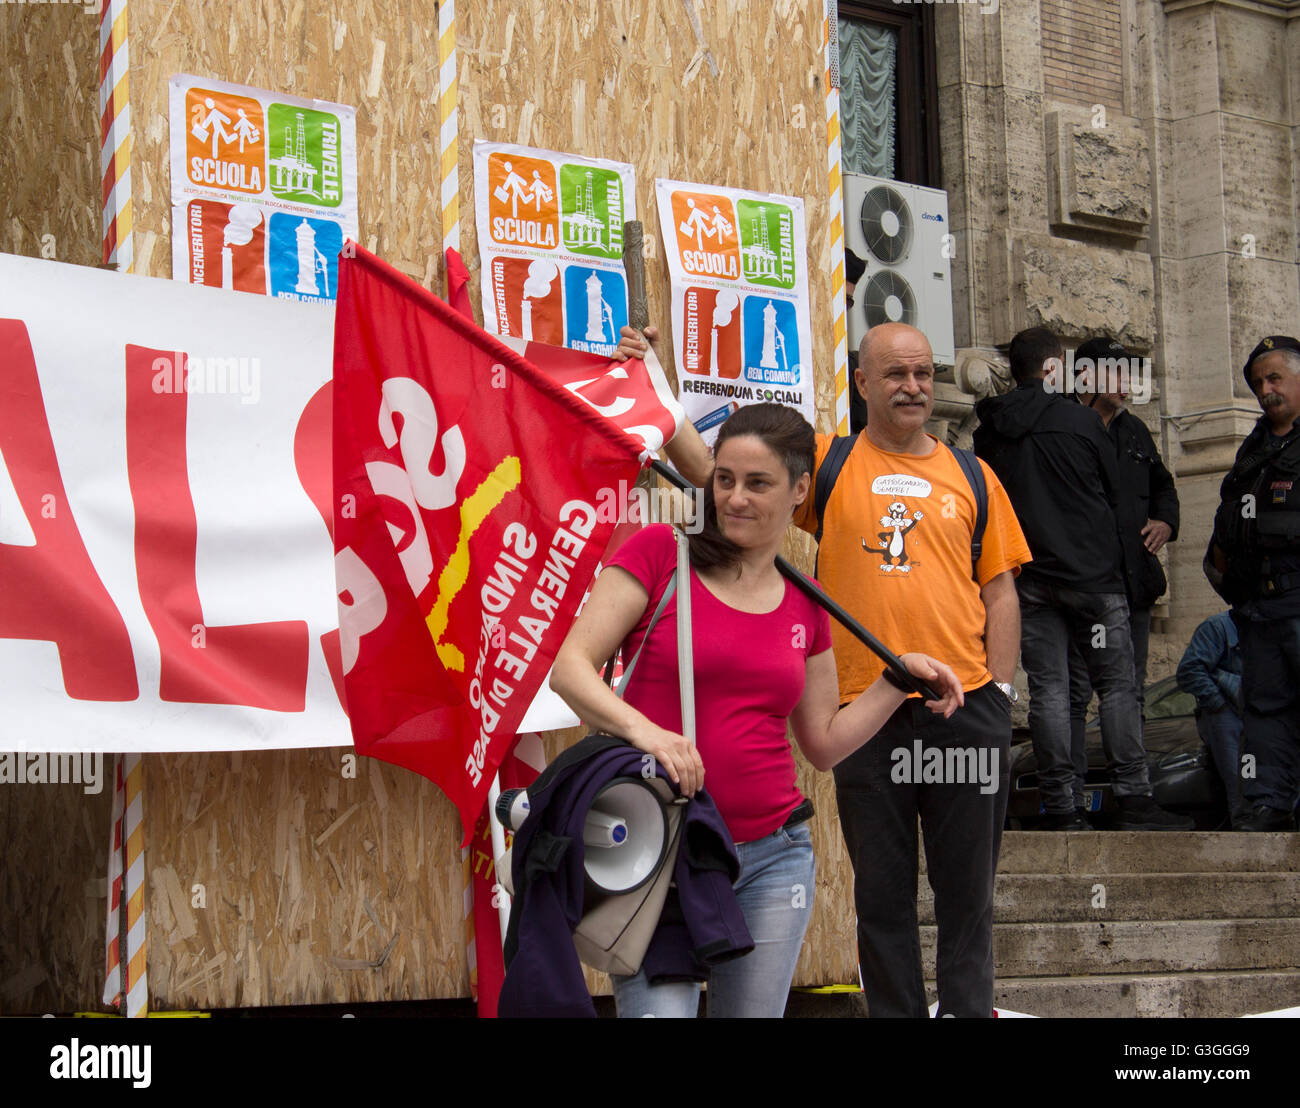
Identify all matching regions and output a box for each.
[0,252,349,753]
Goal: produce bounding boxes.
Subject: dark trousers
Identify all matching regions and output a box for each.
[1196,706,1246,823]
[1237,614,1300,812]
[833,682,1010,1018]
[1018,577,1149,813]
[1067,605,1151,807]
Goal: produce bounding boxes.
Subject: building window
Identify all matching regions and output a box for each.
[837,0,939,188]
[839,20,898,178]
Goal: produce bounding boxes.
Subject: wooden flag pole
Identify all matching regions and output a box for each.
[621,221,942,704]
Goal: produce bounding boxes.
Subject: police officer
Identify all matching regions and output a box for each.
[1205,335,1300,831]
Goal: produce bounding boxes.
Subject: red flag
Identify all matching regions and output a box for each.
[501,332,685,458]
[332,244,644,842]
[445,247,474,322]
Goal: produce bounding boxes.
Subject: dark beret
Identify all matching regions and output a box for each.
[1243,335,1300,387]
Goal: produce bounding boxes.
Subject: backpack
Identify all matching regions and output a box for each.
[813,432,988,581]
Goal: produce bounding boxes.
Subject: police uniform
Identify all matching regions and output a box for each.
[1205,335,1300,830]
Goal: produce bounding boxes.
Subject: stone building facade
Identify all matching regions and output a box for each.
[922,0,1300,646]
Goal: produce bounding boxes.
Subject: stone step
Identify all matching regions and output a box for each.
[919,919,1300,978]
[917,831,1300,874]
[917,872,1300,923]
[990,969,1300,1019]
[791,970,1300,1018]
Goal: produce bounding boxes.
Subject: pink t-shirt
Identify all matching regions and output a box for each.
[606,524,833,842]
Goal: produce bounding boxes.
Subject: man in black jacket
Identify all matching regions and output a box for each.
[1067,336,1180,817]
[1205,335,1300,831]
[974,327,1191,830]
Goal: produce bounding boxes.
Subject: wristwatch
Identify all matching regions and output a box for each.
[995,681,1019,704]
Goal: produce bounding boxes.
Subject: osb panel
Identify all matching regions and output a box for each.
[0,6,101,268]
[456,0,839,432]
[123,0,463,1009]
[458,0,854,989]
[127,0,443,284]
[123,0,857,1009]
[0,777,114,1015]
[145,748,470,1008]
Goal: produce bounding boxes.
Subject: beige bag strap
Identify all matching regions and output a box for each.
[675,528,695,746]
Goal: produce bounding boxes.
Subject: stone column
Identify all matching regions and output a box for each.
[1140,0,1300,637]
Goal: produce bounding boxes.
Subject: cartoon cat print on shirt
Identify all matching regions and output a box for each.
[860,473,934,576]
[866,500,923,572]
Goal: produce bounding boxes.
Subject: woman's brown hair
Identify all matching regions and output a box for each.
[685,402,816,572]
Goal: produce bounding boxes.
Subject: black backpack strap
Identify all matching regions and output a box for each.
[814,433,858,546]
[948,445,988,582]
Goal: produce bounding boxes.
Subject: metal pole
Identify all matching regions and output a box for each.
[647,459,942,703]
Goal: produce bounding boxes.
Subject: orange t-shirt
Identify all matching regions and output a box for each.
[793,432,1031,697]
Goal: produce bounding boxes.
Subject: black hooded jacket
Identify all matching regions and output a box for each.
[973,379,1126,593]
[1100,407,1179,609]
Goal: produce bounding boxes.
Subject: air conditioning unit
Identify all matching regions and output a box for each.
[843,173,955,367]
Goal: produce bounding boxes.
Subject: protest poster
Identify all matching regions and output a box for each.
[169,74,359,305]
[654,178,815,442]
[473,141,637,359]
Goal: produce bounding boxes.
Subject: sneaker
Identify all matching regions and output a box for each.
[1233,804,1296,832]
[1114,795,1194,831]
[1040,811,1089,831]
[1074,806,1095,829]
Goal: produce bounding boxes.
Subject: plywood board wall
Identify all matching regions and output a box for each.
[459,0,854,992]
[0,776,114,1014]
[0,6,101,268]
[0,5,115,1018]
[126,0,443,284]
[5,0,856,1010]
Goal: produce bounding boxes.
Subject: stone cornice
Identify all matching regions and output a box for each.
[1163,0,1300,18]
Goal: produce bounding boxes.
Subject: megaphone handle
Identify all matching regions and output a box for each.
[486,773,511,945]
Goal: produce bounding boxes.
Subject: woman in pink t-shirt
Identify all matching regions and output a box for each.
[551,399,962,1018]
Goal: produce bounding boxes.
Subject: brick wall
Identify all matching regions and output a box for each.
[1041,0,1125,110]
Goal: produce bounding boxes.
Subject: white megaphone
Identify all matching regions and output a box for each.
[496,777,670,895]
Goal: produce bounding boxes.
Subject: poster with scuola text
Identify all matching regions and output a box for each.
[169,75,358,304]
[654,178,815,444]
[473,141,637,359]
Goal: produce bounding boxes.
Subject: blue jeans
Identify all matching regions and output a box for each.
[612,820,815,1018]
[1196,705,1246,823]
[1017,577,1149,814]
[1067,606,1151,807]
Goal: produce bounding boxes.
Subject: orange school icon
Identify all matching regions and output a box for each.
[671,190,740,280]
[185,87,266,194]
[487,152,559,249]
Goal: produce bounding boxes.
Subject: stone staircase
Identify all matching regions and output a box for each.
[919,831,1300,1017]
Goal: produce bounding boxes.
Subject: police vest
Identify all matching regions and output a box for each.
[1210,424,1300,602]
[1234,429,1300,551]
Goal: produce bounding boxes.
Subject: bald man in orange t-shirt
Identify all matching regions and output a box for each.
[660,322,1030,1017]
